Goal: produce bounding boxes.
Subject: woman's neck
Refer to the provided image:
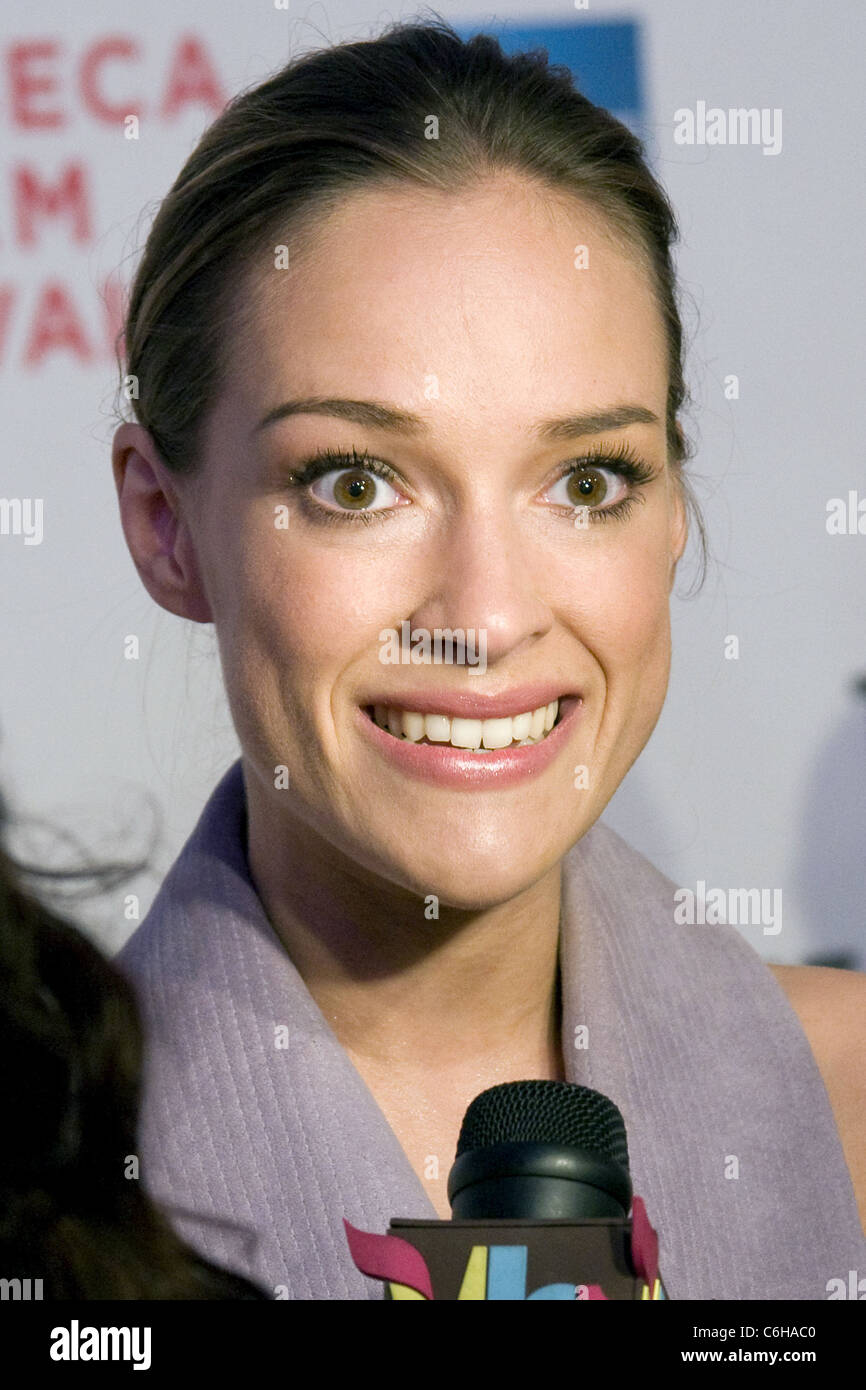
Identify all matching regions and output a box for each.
[244,781,566,1084]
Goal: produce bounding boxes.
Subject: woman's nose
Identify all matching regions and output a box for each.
[406,502,553,668]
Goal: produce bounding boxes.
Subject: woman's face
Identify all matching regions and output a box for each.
[126,175,686,908]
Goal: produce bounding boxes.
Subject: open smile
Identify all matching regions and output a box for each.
[354,694,583,789]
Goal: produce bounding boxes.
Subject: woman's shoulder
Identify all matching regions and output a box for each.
[768,963,866,1236]
[768,962,866,1063]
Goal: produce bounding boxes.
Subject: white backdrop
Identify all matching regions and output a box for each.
[1,0,863,965]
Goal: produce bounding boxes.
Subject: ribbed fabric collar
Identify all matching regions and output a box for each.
[118,759,865,1299]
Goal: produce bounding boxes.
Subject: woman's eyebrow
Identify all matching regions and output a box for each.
[252,397,659,442]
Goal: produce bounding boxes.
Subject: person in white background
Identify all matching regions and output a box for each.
[111,18,866,1298]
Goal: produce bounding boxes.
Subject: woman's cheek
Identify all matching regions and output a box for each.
[591,546,670,652]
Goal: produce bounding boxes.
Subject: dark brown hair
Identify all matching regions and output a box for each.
[115,13,706,582]
[0,788,269,1298]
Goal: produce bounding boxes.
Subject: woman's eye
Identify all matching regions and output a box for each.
[290,448,647,526]
[544,466,628,512]
[309,467,402,513]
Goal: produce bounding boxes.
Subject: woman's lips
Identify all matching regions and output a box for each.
[357,682,579,722]
[354,695,584,789]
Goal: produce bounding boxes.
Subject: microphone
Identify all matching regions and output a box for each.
[448,1079,632,1219]
[345,1080,668,1300]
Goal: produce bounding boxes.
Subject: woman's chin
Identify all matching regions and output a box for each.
[369,840,568,913]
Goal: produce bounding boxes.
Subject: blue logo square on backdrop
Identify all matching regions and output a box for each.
[451,19,644,132]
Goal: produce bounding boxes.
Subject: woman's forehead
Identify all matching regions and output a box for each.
[222,184,667,438]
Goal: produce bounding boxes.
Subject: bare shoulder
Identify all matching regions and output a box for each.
[768,963,866,1236]
[768,963,866,1046]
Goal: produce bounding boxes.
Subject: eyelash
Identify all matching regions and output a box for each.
[284,441,656,529]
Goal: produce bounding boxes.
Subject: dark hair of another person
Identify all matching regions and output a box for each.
[0,787,269,1299]
[114,12,707,588]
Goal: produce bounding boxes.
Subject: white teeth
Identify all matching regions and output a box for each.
[401,711,426,742]
[370,700,561,750]
[423,713,451,743]
[511,711,533,741]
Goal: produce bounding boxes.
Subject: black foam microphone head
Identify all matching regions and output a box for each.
[456,1080,630,1169]
[449,1081,632,1219]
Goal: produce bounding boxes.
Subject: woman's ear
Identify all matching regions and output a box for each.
[668,426,692,589]
[667,460,689,591]
[111,423,213,623]
[670,433,692,592]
